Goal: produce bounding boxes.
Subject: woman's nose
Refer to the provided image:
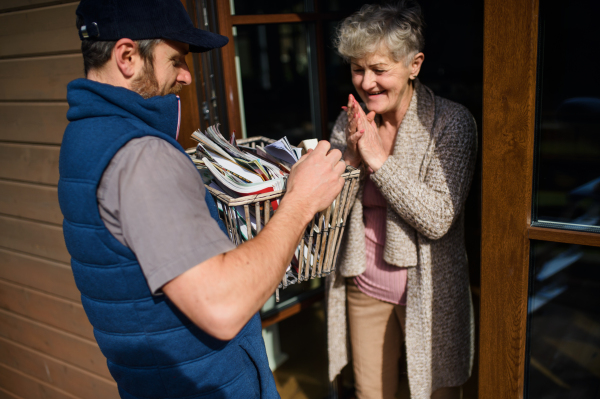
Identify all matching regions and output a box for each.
[361,71,376,91]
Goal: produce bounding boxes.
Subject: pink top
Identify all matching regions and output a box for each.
[354,175,408,305]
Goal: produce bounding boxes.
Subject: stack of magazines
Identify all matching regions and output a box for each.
[190,125,303,210]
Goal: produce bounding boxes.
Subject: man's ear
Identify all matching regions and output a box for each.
[113,38,140,79]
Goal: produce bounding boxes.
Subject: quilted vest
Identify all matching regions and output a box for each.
[58,79,278,399]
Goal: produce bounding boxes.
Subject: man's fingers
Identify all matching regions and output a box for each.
[294,151,310,167]
[311,140,331,156]
[334,159,347,174]
[326,148,343,166]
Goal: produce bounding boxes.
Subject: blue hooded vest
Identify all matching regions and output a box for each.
[58,79,279,399]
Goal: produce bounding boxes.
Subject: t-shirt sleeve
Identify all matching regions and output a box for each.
[97,137,235,294]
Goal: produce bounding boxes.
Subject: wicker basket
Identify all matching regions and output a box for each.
[205,136,360,296]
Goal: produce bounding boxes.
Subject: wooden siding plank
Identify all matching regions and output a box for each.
[0,338,118,399]
[0,54,83,101]
[0,144,60,185]
[0,1,76,13]
[0,181,62,225]
[0,249,78,301]
[0,3,80,58]
[0,215,69,263]
[0,309,111,378]
[0,364,78,399]
[0,387,23,399]
[0,103,68,144]
[0,280,92,340]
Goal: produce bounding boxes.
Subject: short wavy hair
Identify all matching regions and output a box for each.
[335,1,425,66]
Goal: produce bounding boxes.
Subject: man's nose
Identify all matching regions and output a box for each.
[178,63,192,85]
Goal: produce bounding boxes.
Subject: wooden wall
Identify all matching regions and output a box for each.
[0,1,119,398]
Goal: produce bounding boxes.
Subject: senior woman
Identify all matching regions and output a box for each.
[326,2,477,399]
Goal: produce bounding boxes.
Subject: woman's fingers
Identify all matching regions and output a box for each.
[348,130,364,144]
[366,111,376,123]
[347,95,355,119]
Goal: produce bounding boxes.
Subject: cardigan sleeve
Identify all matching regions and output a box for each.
[371,104,477,240]
[330,110,348,153]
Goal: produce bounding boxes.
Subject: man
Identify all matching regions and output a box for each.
[58,1,345,398]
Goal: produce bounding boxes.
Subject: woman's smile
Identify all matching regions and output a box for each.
[350,47,414,119]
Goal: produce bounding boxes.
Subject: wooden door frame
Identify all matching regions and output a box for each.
[480,0,600,397]
[480,0,539,396]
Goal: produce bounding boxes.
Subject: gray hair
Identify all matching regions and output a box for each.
[334,1,425,66]
[76,15,162,76]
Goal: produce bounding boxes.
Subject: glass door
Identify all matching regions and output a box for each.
[481,0,600,397]
[526,0,600,396]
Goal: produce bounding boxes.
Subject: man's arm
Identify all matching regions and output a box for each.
[163,141,346,340]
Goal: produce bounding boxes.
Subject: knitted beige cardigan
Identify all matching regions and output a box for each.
[326,80,477,399]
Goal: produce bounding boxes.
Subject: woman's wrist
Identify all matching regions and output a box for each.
[343,150,361,168]
[367,155,387,172]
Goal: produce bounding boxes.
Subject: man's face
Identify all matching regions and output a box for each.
[131,40,191,99]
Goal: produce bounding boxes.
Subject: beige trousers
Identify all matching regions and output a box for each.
[347,280,461,399]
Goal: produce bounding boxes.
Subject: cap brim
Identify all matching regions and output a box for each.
[163,27,229,53]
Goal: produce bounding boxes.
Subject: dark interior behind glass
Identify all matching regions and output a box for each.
[533,0,600,229]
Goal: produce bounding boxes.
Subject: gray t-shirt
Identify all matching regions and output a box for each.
[97,136,235,294]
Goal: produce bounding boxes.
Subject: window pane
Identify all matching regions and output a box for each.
[526,241,600,398]
[323,20,353,134]
[533,0,600,229]
[231,0,304,16]
[234,23,315,143]
[320,0,366,13]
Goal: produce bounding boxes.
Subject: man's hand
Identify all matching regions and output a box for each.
[282,141,346,224]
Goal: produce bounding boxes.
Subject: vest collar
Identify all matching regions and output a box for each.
[66,78,180,140]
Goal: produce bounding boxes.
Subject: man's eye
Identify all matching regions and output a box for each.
[352,69,364,73]
[374,69,385,74]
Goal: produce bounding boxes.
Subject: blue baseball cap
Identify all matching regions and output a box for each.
[76,0,229,53]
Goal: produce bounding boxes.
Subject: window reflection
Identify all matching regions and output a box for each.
[234,23,315,143]
[231,0,304,16]
[527,241,600,397]
[320,0,367,13]
[533,0,600,229]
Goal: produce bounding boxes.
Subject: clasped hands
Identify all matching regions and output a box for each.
[342,94,388,172]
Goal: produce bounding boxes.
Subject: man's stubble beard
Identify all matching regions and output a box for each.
[131,60,183,99]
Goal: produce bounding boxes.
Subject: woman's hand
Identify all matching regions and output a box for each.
[341,94,364,167]
[350,95,387,172]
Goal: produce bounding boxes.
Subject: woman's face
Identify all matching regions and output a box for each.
[350,48,413,116]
